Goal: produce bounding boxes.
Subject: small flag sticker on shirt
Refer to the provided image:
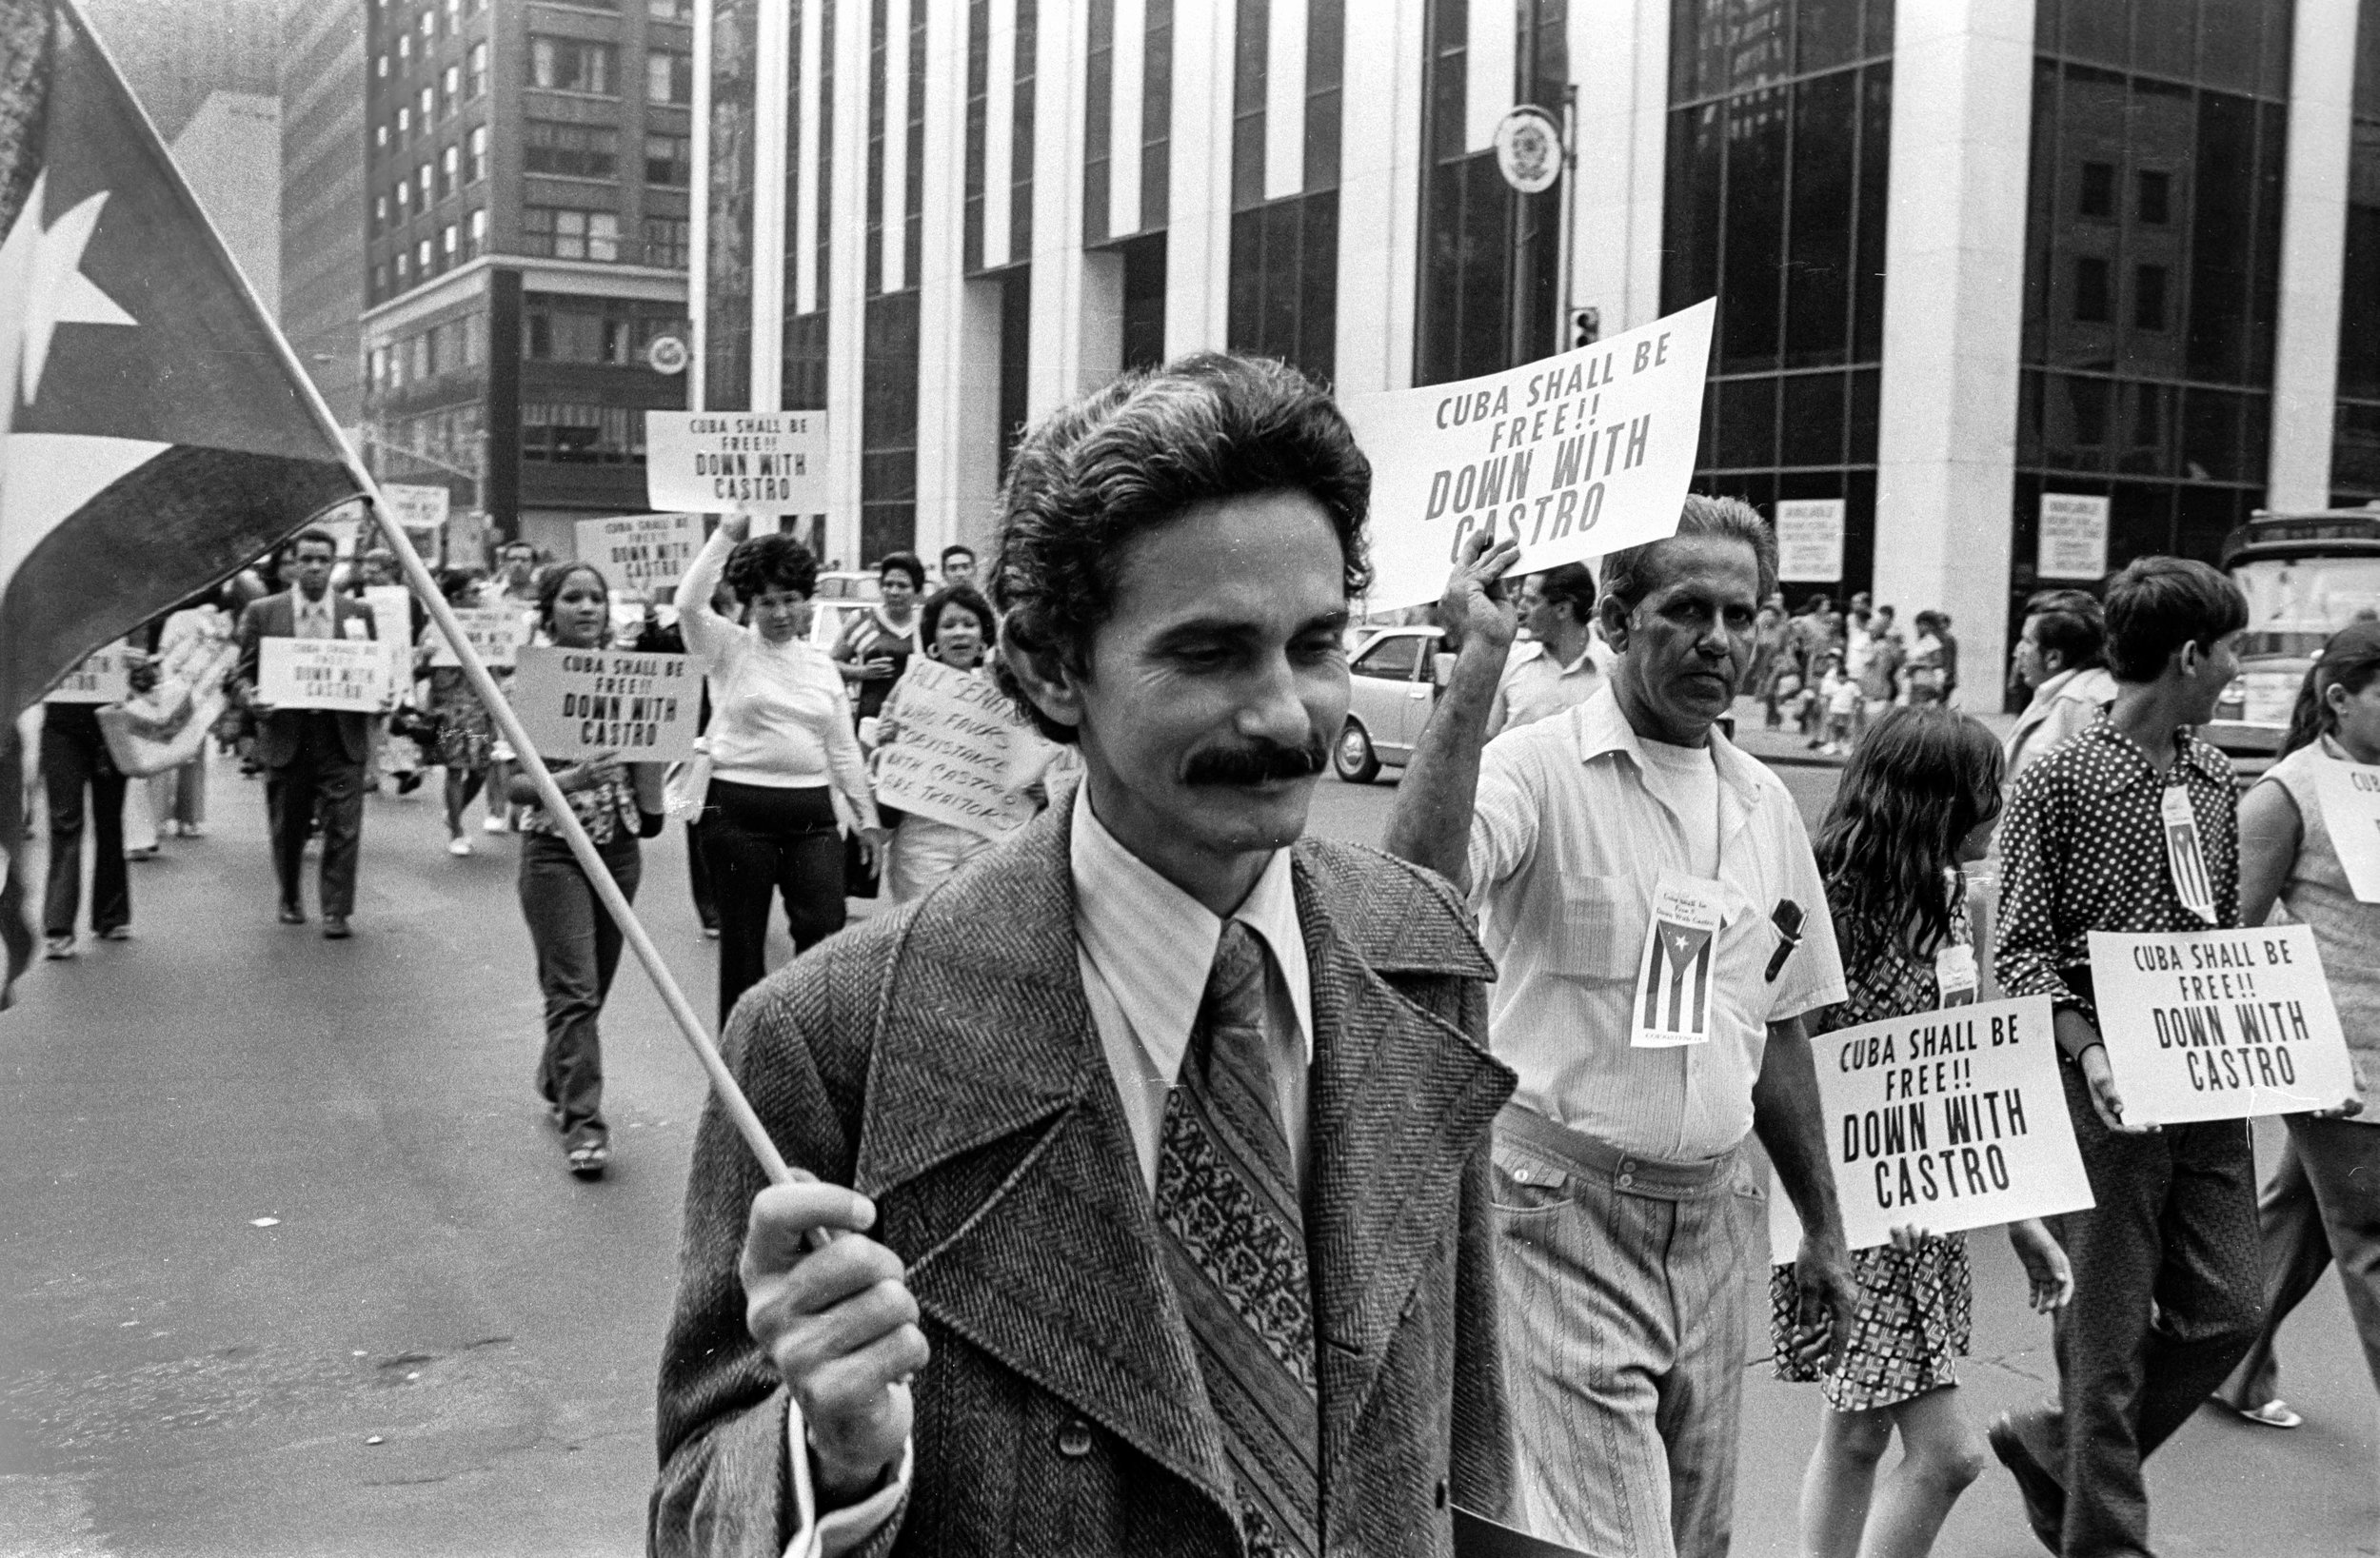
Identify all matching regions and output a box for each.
[2159,784,2218,924]
[1632,876,1726,1048]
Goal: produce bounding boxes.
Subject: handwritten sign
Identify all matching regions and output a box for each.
[48,641,133,703]
[1769,996,2092,1253]
[577,512,702,595]
[2087,926,2359,1123]
[509,645,697,760]
[1776,499,1845,583]
[259,638,392,713]
[2313,755,2380,902]
[873,660,1038,838]
[2038,494,2109,582]
[428,604,528,668]
[645,410,828,514]
[1341,299,1715,611]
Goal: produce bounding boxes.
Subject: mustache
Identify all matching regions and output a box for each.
[1182,736,1328,786]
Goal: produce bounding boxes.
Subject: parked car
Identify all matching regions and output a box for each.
[807,570,882,650]
[2206,506,2380,757]
[1335,625,1446,783]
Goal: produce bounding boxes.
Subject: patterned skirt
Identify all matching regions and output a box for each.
[429,671,495,771]
[1771,1232,1972,1412]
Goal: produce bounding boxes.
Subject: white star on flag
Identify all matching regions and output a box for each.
[0,170,165,600]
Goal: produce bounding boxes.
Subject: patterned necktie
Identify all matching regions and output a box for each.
[1154,920,1319,1558]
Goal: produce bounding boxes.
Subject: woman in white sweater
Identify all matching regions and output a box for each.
[674,516,883,1024]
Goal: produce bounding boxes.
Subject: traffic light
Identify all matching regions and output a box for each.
[1569,306,1600,350]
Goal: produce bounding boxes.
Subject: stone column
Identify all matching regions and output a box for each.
[2267,0,2359,510]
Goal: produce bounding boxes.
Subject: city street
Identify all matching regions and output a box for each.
[3,747,2372,1557]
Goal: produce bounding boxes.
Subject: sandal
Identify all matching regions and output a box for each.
[565,1139,610,1177]
[2229,1398,2303,1429]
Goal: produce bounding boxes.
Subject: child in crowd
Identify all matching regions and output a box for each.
[1778,707,2073,1558]
[1990,556,2257,1557]
[1819,651,1858,754]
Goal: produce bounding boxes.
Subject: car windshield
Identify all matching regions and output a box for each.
[2231,557,2380,658]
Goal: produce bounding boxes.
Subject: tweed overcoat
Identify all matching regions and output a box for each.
[651,791,1519,1557]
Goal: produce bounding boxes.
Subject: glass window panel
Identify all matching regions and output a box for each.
[2116,382,2172,474]
[1661,104,1722,313]
[2360,3,2380,119]
[1716,374,1777,469]
[2133,264,2168,329]
[1796,0,1861,74]
[2334,401,2380,493]
[1784,69,1855,368]
[1299,192,1339,384]
[2016,367,2046,466]
[2077,159,2114,217]
[1262,199,1300,358]
[2187,90,2255,382]
[1718,87,1786,371]
[2137,168,2171,223]
[1862,0,1892,56]
[2109,481,2178,565]
[2060,0,2130,69]
[2240,389,2270,483]
[1852,63,1891,361]
[1779,371,1846,466]
[2176,485,2239,565]
[2197,0,2264,92]
[2181,385,2244,480]
[1353,633,1422,680]
[2046,374,2111,469]
[1847,364,1880,462]
[2131,0,2196,82]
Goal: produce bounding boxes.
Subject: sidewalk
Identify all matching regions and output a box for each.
[1727,696,2019,770]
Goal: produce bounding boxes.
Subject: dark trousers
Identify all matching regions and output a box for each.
[701,780,843,1027]
[685,818,717,931]
[518,831,641,1147]
[2042,1059,2262,1557]
[266,714,366,918]
[40,707,129,937]
[2221,1114,2380,1406]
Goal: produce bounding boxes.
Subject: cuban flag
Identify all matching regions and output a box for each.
[0,0,360,1003]
[1642,918,1715,1037]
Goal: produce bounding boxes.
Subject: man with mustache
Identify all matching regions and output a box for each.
[1387,497,1856,1558]
[653,354,1520,1557]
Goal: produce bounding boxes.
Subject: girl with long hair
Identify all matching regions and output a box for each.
[2212,617,2380,1426]
[1781,707,2073,1558]
[424,567,498,855]
[507,562,665,1176]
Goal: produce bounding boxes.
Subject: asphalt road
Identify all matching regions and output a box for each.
[3,754,2371,1556]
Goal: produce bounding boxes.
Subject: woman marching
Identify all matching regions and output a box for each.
[1779,706,2075,1558]
[2212,618,2380,1426]
[507,562,666,1177]
[424,568,499,855]
[674,516,883,1025]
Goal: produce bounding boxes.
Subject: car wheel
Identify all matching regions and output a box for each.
[1334,720,1381,784]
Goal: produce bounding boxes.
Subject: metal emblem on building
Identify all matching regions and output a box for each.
[1494,107,1563,195]
[647,334,690,375]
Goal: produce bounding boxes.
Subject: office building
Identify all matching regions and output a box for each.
[357,0,697,557]
[700,0,2371,683]
[282,0,369,431]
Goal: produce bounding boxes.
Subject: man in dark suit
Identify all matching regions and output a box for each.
[653,356,1520,1557]
[235,527,379,938]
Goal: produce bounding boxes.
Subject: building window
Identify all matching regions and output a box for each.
[395,176,410,212]
[526,120,621,178]
[417,238,433,271]
[419,9,434,38]
[374,193,388,227]
[398,32,410,61]
[419,85,434,122]
[441,144,459,197]
[446,0,460,26]
[375,123,389,149]
[443,64,461,113]
[468,124,488,182]
[466,207,486,256]
[443,224,458,263]
[2078,159,2114,217]
[468,41,488,97]
[465,309,487,365]
[645,132,690,186]
[377,53,388,77]
[2133,264,2168,330]
[530,37,616,95]
[2137,168,2171,224]
[373,261,390,297]
[397,105,411,137]
[646,49,692,105]
[521,206,622,261]
[648,0,691,17]
[521,403,646,464]
[418,163,433,206]
[642,215,689,266]
[2074,255,2112,322]
[396,249,410,281]
[368,345,388,389]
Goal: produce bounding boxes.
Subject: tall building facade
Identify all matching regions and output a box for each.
[702,0,2369,683]
[357,0,696,556]
[283,0,369,431]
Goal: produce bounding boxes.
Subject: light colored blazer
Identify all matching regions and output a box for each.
[2005,666,2118,783]
[652,789,1519,1557]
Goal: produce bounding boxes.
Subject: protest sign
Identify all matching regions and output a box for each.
[2038,494,2109,581]
[1770,996,2092,1254]
[645,410,828,513]
[428,604,528,668]
[258,638,392,713]
[1341,299,1716,611]
[577,512,703,595]
[872,660,1039,838]
[2087,925,2359,1123]
[1775,499,1845,583]
[510,645,698,761]
[379,482,450,534]
[363,584,413,649]
[48,641,133,703]
[2313,755,2380,902]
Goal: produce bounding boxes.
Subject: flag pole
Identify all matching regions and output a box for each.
[57,0,801,1191]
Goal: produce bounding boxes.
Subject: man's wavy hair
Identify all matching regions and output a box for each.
[991,352,1373,744]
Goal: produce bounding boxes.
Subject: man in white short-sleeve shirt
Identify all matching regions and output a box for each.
[1388,496,1857,1558]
